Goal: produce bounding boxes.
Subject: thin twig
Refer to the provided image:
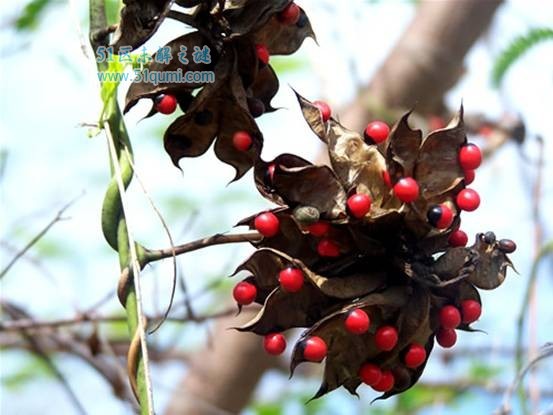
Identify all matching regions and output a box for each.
[104,121,154,413]
[122,148,177,334]
[0,307,236,332]
[145,231,262,263]
[0,194,82,279]
[2,303,88,415]
[499,343,553,414]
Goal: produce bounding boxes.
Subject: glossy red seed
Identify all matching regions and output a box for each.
[264,333,286,355]
[404,343,427,368]
[456,188,480,211]
[393,177,419,203]
[278,267,304,293]
[313,100,331,122]
[382,170,392,188]
[439,305,461,329]
[306,221,330,237]
[317,239,340,257]
[461,299,482,324]
[498,239,517,253]
[155,94,177,114]
[344,309,370,334]
[303,336,327,362]
[255,44,270,65]
[364,121,390,144]
[448,229,468,247]
[232,131,252,151]
[375,326,398,351]
[436,328,457,348]
[372,370,395,392]
[347,193,372,218]
[436,204,454,229]
[359,363,382,386]
[277,2,301,24]
[254,212,280,237]
[232,281,257,305]
[459,143,482,170]
[464,169,475,185]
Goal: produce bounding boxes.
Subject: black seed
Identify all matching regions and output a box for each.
[483,231,496,244]
[154,94,166,105]
[426,205,442,226]
[248,98,265,118]
[363,131,376,146]
[296,11,308,28]
[498,239,516,253]
[194,110,213,125]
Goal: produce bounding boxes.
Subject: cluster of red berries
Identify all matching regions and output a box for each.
[229,93,516,400]
[436,300,482,348]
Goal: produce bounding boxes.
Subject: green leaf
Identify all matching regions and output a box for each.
[492,27,553,88]
[105,0,122,26]
[14,0,55,32]
[1,355,55,390]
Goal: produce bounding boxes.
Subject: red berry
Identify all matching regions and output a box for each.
[364,121,390,144]
[437,205,453,229]
[232,131,252,151]
[317,239,340,257]
[303,336,327,362]
[456,188,480,211]
[155,94,177,115]
[254,212,280,237]
[344,309,370,334]
[464,169,475,185]
[448,229,468,247]
[436,328,457,348]
[264,333,286,355]
[347,193,372,218]
[255,44,270,65]
[372,370,395,392]
[382,170,392,188]
[359,363,382,386]
[461,299,482,324]
[459,143,482,170]
[232,281,257,305]
[439,305,461,329]
[278,2,300,25]
[393,177,419,203]
[427,204,454,229]
[404,343,427,368]
[306,221,330,237]
[278,267,304,293]
[375,326,398,351]
[313,100,331,122]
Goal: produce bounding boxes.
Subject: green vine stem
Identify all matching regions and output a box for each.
[89,1,153,413]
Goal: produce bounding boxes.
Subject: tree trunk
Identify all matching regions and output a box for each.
[165,1,503,413]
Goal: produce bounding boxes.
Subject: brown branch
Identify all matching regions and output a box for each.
[0,195,81,279]
[144,232,262,263]
[0,307,236,333]
[339,0,503,131]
